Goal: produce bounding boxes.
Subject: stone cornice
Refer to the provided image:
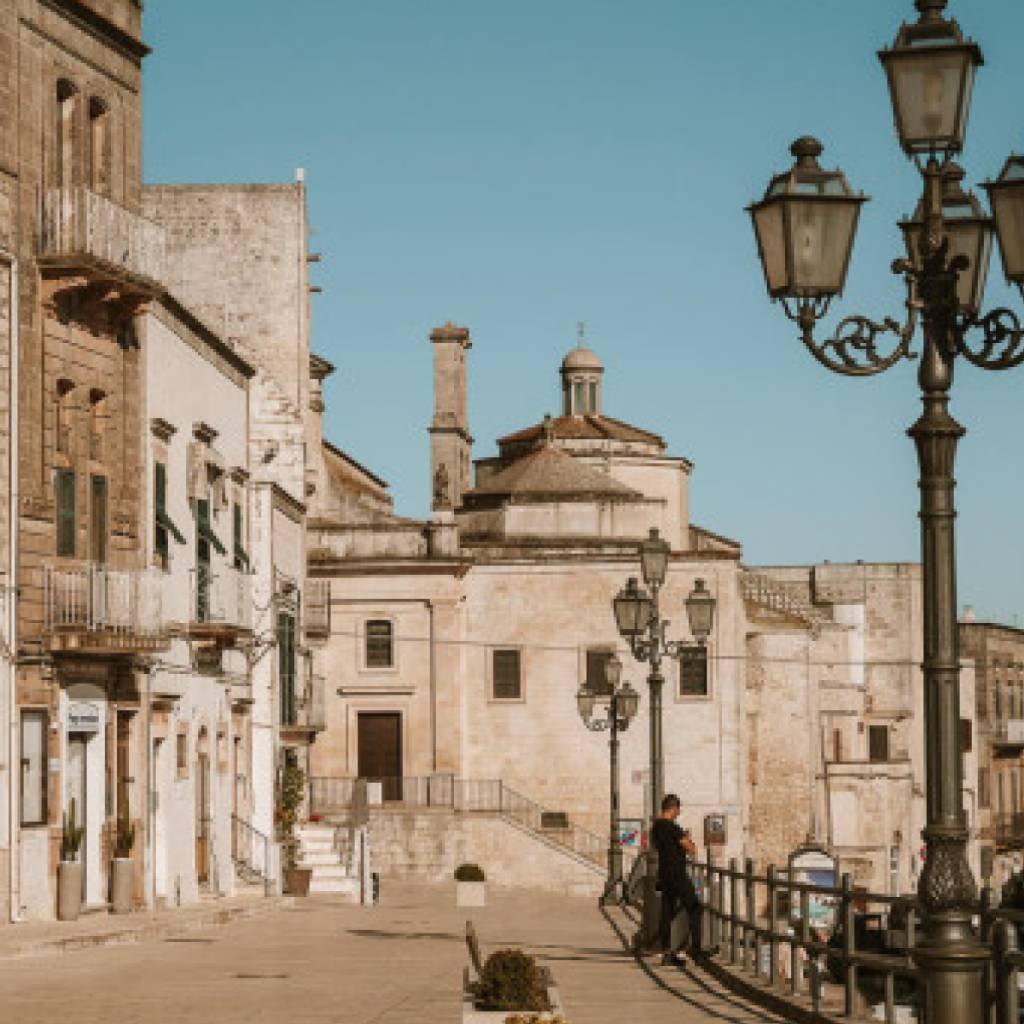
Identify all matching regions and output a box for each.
[41,0,151,63]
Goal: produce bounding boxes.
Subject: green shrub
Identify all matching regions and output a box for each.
[455,863,486,882]
[472,949,550,1012]
[61,798,84,863]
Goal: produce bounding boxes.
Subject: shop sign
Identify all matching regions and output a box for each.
[68,701,101,733]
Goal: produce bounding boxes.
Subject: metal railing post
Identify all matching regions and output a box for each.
[729,857,740,965]
[767,864,778,986]
[994,919,1019,1024]
[745,858,756,975]
[842,873,857,1017]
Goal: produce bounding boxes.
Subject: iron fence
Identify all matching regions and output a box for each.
[231,814,272,897]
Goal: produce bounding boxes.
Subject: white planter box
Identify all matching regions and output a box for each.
[457,881,486,907]
[462,986,562,1024]
[367,782,383,805]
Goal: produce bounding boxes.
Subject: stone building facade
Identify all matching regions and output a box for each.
[3,1,325,922]
[306,327,979,897]
[960,616,1024,890]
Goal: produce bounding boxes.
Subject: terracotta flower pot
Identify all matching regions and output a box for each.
[110,858,134,914]
[58,861,83,921]
[283,867,312,896]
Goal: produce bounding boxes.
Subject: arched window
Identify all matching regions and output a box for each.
[55,378,75,455]
[89,388,107,461]
[88,97,110,195]
[56,79,78,188]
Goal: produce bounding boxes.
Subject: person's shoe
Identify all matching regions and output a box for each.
[660,952,686,968]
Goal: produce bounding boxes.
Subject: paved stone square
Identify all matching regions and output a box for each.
[0,883,786,1024]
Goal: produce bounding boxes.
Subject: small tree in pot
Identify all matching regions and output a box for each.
[455,862,486,907]
[280,762,311,896]
[471,950,551,1012]
[110,813,135,914]
[58,798,85,921]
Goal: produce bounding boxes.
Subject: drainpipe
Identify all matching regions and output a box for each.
[428,601,436,773]
[6,255,19,923]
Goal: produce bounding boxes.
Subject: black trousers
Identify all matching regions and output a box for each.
[658,878,702,954]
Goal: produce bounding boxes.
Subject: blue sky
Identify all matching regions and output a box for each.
[142,1,1024,624]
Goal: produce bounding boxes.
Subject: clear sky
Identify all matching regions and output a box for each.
[142,0,1024,624]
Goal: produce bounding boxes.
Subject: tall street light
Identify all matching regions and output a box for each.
[612,528,715,944]
[747,2,1024,1019]
[576,654,641,905]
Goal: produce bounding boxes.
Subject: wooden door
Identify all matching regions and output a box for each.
[68,735,88,899]
[357,713,402,802]
[196,752,211,885]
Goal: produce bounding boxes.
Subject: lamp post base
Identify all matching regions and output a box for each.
[913,929,987,1024]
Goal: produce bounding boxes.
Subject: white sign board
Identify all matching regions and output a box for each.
[68,701,101,733]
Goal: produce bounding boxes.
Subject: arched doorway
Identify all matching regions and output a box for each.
[196,727,211,887]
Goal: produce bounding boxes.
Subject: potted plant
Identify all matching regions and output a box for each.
[467,949,562,1022]
[455,862,486,907]
[110,813,135,914]
[58,798,85,921]
[280,762,311,896]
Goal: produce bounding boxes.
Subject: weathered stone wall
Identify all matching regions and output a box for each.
[368,808,605,897]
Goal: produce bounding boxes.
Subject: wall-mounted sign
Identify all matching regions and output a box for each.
[704,813,727,846]
[67,701,100,733]
[618,819,643,849]
[789,845,838,930]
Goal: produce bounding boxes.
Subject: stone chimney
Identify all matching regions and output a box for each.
[429,322,473,513]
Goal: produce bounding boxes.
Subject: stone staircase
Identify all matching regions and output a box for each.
[296,823,361,900]
[740,570,827,633]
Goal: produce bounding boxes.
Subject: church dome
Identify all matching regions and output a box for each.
[560,345,604,373]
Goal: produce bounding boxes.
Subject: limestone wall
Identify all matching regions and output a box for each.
[368,808,605,898]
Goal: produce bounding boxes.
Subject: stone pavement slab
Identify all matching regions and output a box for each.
[0,881,789,1024]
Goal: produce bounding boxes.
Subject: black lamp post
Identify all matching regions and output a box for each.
[748,3,1024,1019]
[576,654,641,905]
[612,528,716,945]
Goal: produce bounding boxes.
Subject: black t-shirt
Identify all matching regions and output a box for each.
[651,817,687,886]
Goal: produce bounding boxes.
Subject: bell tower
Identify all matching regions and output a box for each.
[429,322,473,513]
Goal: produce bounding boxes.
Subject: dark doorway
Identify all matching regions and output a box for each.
[357,712,402,802]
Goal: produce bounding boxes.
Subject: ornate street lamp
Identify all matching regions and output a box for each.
[748,3,1024,1019]
[576,658,640,905]
[985,153,1024,298]
[611,528,716,945]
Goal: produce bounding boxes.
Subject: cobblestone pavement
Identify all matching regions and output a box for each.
[0,882,787,1024]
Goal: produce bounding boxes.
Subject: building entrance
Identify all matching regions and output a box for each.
[357,712,402,801]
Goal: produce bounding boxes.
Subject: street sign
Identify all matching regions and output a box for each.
[68,701,100,733]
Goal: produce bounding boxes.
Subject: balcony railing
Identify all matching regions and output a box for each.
[283,673,326,733]
[993,719,1024,746]
[44,563,164,638]
[39,187,167,288]
[190,567,252,632]
[304,579,330,638]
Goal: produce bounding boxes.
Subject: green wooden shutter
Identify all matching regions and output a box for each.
[90,475,107,564]
[278,612,296,725]
[56,469,76,557]
[154,462,168,562]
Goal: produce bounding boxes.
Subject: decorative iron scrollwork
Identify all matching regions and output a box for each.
[782,297,919,378]
[958,307,1024,370]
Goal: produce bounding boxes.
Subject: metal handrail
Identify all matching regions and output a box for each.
[231,814,272,897]
[307,774,613,870]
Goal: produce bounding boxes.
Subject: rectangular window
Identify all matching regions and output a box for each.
[492,649,522,700]
[679,647,710,697]
[586,649,613,694]
[588,381,598,412]
[155,462,169,566]
[959,718,973,754]
[232,501,249,571]
[90,474,108,564]
[278,612,297,725]
[999,773,1006,816]
[20,710,48,826]
[979,767,991,810]
[833,729,843,763]
[55,468,76,557]
[573,381,585,414]
[995,679,1003,720]
[366,620,394,669]
[176,730,189,778]
[868,724,890,763]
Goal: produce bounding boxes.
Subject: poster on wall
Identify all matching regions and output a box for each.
[618,819,643,849]
[789,846,839,933]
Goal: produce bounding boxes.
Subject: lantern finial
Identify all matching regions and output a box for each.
[915,0,947,22]
[790,136,824,167]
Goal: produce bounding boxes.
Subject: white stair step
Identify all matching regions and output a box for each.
[301,852,342,866]
[309,877,359,896]
[307,865,352,880]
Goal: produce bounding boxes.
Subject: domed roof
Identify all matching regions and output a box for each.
[560,345,604,373]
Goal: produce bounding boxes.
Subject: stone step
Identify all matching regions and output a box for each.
[301,851,342,867]
[299,838,336,853]
[304,865,352,880]
[309,876,360,896]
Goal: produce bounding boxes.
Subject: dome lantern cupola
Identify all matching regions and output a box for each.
[560,323,603,417]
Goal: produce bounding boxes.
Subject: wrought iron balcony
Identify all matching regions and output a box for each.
[44,563,166,651]
[993,813,1024,848]
[281,673,326,739]
[304,578,330,639]
[992,718,1024,748]
[38,187,167,290]
[189,567,252,636]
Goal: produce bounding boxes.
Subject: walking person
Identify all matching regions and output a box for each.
[650,793,705,967]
